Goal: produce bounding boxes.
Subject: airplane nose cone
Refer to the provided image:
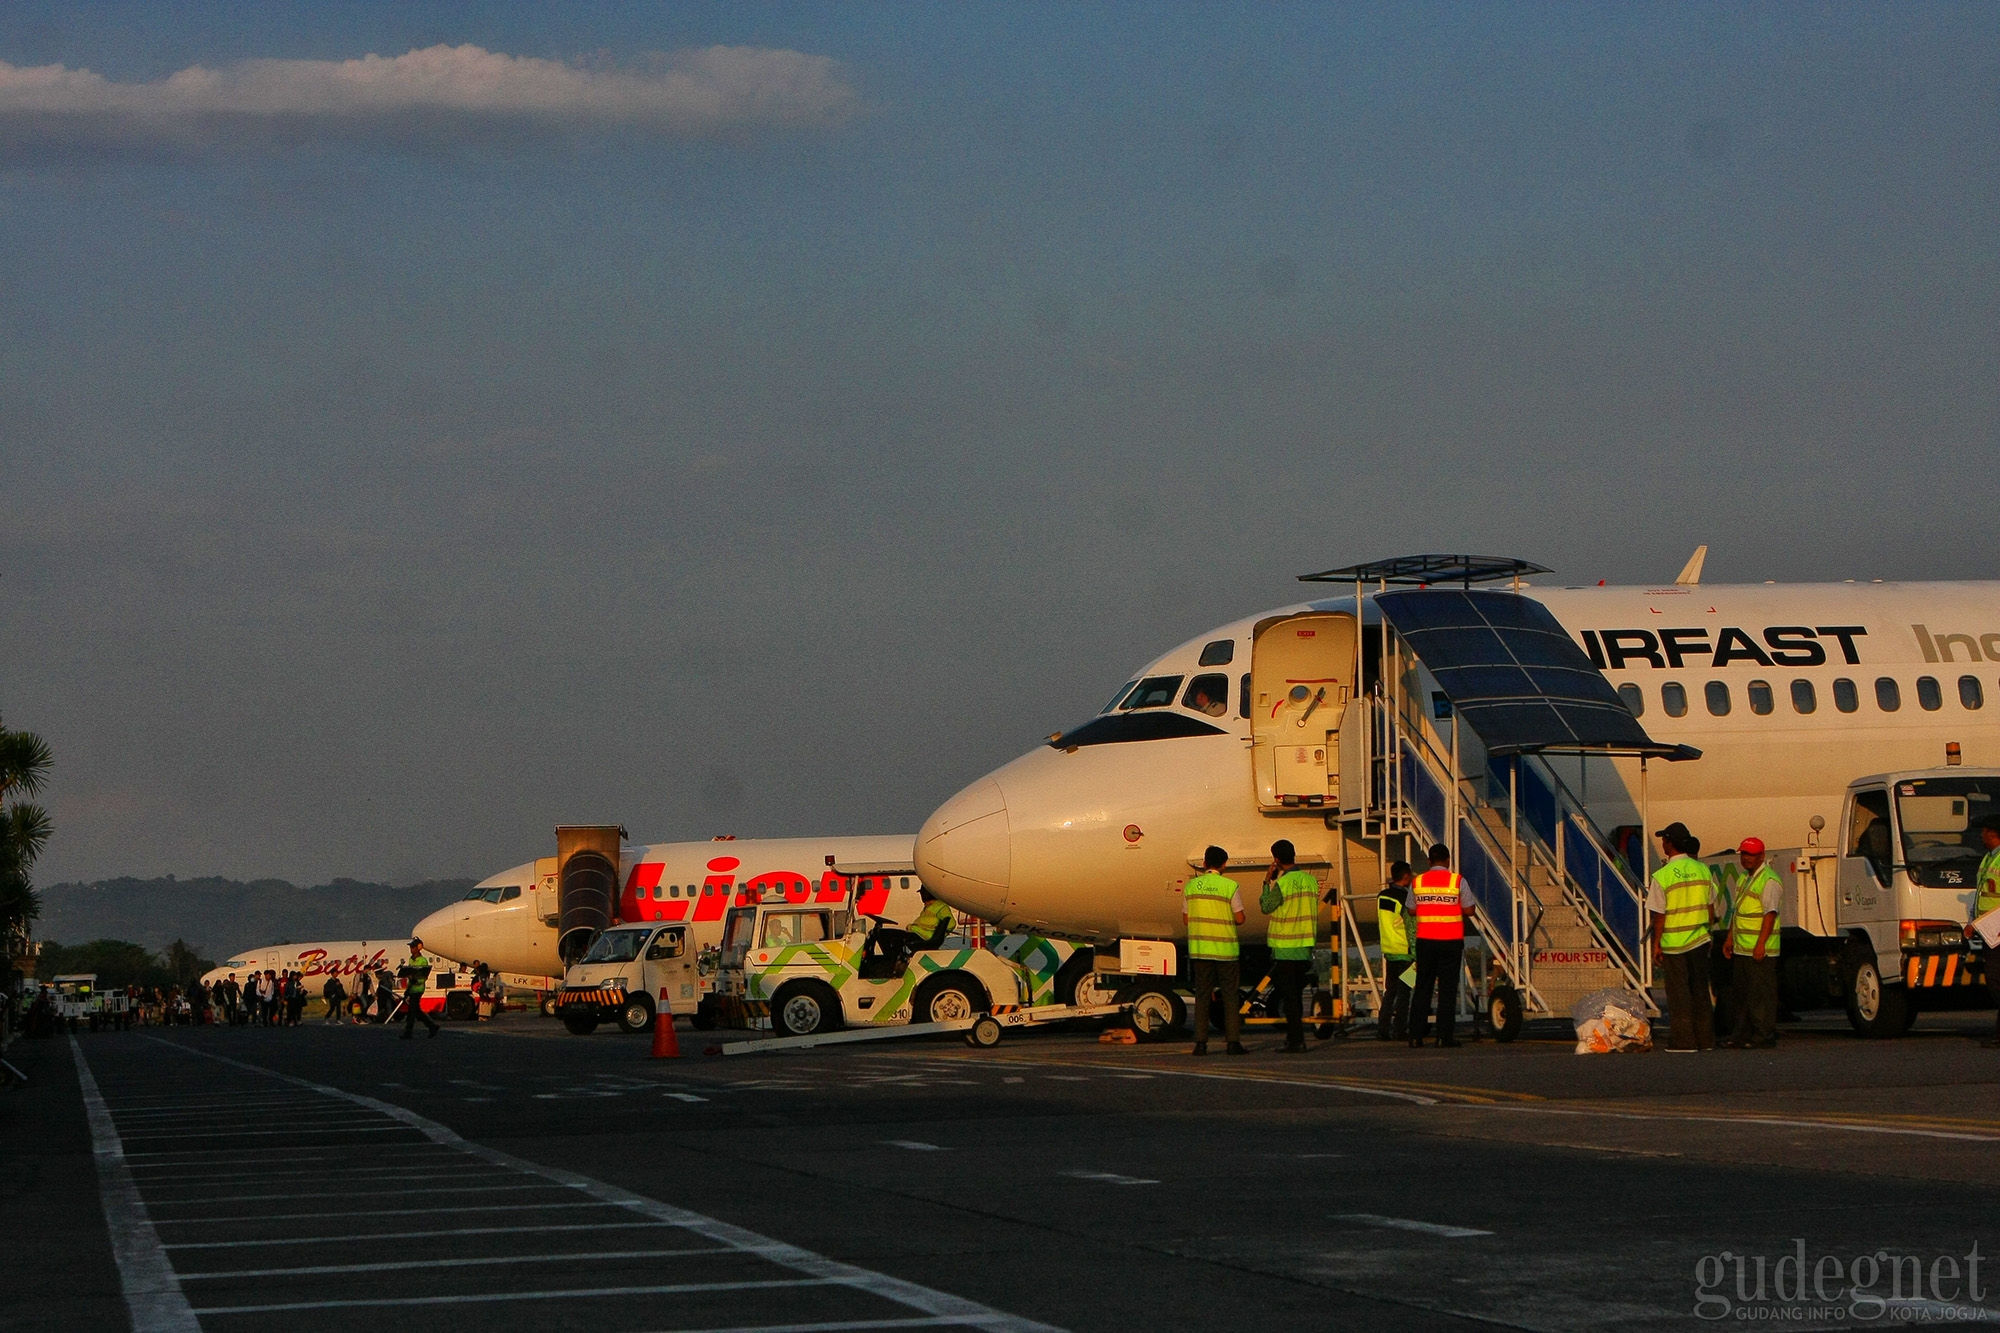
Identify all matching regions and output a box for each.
[916,777,1012,920]
[411,904,460,960]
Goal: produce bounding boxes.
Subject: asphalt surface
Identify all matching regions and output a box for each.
[7,1009,2000,1333]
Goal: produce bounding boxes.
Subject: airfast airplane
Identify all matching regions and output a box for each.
[915,569,2000,950]
[411,834,923,986]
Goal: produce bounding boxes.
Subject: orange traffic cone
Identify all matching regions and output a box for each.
[650,990,681,1059]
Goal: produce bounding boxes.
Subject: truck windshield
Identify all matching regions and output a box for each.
[1896,777,1998,889]
[579,928,651,965]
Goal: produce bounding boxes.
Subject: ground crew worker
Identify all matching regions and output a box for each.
[1974,820,2000,1049]
[1375,861,1416,1042]
[1260,839,1319,1053]
[907,890,955,949]
[1408,844,1467,1048]
[1184,844,1246,1056]
[1721,836,1781,1049]
[1649,822,1716,1052]
[400,937,441,1039]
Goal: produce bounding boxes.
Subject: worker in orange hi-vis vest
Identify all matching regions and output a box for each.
[1408,843,1468,1048]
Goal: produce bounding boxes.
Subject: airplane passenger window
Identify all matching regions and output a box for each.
[1705,682,1731,716]
[1747,681,1773,715]
[1833,678,1858,713]
[1182,673,1231,717]
[1617,683,1644,717]
[1876,677,1902,712]
[1119,675,1185,710]
[501,885,520,901]
[1917,676,1943,711]
[1962,676,1986,710]
[1791,680,1817,714]
[1101,681,1138,713]
[1198,639,1235,666]
[1661,682,1688,718]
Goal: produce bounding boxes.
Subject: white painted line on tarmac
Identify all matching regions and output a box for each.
[635,1320,972,1333]
[165,1221,699,1250]
[70,1036,201,1333]
[190,1277,836,1314]
[1295,1153,1347,1159]
[144,1036,1068,1333]
[157,1200,612,1224]
[1060,1171,1157,1186]
[1002,1077,1025,1084]
[184,1247,725,1280]
[122,1124,413,1142]
[665,1092,709,1103]
[1333,1213,1492,1238]
[1483,1104,2000,1143]
[162,1181,567,1206]
[882,1140,948,1151]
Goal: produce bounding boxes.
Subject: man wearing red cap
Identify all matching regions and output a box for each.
[1721,837,1782,1049]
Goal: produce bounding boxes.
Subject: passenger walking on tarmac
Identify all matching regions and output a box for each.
[1720,837,1781,1049]
[1375,862,1417,1042]
[1650,821,1717,1052]
[322,973,347,1025]
[1261,839,1320,1053]
[258,970,278,1026]
[1408,844,1468,1048]
[1973,819,2000,1049]
[1185,845,1247,1056]
[400,938,441,1039]
[289,971,307,1026]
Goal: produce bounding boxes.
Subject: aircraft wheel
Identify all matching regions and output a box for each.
[1121,984,1185,1042]
[561,1015,599,1036]
[965,1015,1003,1048]
[1487,985,1524,1043]
[772,981,842,1037]
[615,993,655,1034]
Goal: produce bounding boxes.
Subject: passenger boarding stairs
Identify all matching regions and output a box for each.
[1346,694,1653,1023]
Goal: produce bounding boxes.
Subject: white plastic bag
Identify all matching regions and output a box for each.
[1571,986,1653,1054]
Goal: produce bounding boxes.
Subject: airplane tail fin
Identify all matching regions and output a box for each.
[1674,545,1708,586]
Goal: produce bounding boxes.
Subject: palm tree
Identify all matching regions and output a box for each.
[0,716,53,964]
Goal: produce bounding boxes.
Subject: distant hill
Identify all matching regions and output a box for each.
[33,875,478,960]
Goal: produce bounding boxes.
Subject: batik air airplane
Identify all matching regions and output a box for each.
[914,553,2000,961]
[410,835,923,987]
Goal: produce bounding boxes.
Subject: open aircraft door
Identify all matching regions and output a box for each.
[1250,612,1356,810]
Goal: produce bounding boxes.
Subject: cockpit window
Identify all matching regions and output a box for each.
[1119,675,1184,710]
[1198,640,1235,666]
[500,885,521,902]
[463,887,488,901]
[1182,674,1230,717]
[1101,681,1139,713]
[482,887,504,903]
[580,928,650,965]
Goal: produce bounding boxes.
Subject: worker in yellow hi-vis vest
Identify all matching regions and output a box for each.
[1183,844,1246,1057]
[1721,837,1782,1050]
[1649,822,1716,1052]
[1260,839,1321,1054]
[1974,819,2000,1049]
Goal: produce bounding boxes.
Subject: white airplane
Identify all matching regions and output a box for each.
[410,834,924,998]
[202,941,420,990]
[914,554,2000,1021]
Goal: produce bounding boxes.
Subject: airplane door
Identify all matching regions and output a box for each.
[1251,612,1356,809]
[643,926,696,1013]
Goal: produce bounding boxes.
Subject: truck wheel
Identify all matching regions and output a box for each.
[539,995,556,1017]
[1843,946,1909,1038]
[914,976,986,1024]
[1487,985,1524,1043]
[1122,984,1185,1042]
[445,991,477,1022]
[1056,952,1115,1008]
[561,1015,599,1035]
[772,981,842,1037]
[965,1015,1003,1048]
[690,998,719,1031]
[616,993,655,1034]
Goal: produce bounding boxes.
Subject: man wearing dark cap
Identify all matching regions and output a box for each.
[399,937,441,1039]
[1649,822,1717,1051]
[1721,837,1781,1049]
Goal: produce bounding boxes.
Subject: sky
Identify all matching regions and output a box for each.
[2,3,1996,886]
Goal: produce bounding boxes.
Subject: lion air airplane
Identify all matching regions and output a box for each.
[915,555,2000,957]
[409,835,923,984]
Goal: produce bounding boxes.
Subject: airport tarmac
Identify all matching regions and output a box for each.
[7,1011,2000,1333]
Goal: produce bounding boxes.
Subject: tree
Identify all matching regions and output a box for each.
[0,715,53,966]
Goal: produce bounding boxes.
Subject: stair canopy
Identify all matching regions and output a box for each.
[1374,588,1698,761]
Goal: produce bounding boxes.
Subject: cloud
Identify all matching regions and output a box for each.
[0,44,858,150]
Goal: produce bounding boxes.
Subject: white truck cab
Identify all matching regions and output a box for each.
[554,922,708,1035]
[1828,768,1998,1036]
